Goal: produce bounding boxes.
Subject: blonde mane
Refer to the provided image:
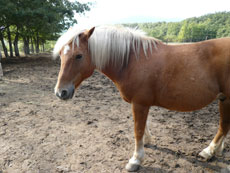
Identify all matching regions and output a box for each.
[53,25,160,70]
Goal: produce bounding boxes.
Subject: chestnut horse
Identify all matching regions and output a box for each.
[54,25,230,172]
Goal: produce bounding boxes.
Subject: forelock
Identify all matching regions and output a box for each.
[53,27,86,59]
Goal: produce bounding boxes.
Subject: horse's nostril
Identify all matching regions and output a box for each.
[61,90,68,98]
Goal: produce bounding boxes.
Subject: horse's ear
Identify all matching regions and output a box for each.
[87,27,95,39]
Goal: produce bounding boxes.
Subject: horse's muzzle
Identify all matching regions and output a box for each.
[55,85,75,100]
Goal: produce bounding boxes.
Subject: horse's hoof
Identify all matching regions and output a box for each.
[199,148,213,160]
[125,163,140,172]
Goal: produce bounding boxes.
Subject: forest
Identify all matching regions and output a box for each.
[124,11,230,43]
[0,0,90,58]
[0,1,230,59]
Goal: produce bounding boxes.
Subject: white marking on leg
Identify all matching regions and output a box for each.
[126,138,144,171]
[216,138,225,156]
[199,136,225,159]
[63,45,70,55]
[129,145,144,165]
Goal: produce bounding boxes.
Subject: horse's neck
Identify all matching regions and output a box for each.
[98,46,151,83]
[97,39,160,84]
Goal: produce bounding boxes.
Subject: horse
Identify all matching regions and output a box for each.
[53,25,230,172]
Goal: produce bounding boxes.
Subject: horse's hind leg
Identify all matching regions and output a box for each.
[125,103,150,172]
[144,118,152,145]
[199,98,230,159]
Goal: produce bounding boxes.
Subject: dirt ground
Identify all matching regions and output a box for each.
[1,54,230,173]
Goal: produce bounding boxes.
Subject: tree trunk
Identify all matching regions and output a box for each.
[36,32,39,53]
[0,48,2,61]
[7,27,14,57]
[0,62,3,77]
[31,37,34,53]
[27,36,30,54]
[23,37,30,55]
[42,43,45,52]
[0,47,3,77]
[23,37,27,55]
[13,29,20,57]
[0,31,9,58]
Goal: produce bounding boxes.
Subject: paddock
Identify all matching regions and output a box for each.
[0,54,230,172]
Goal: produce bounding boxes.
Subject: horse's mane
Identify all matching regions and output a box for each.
[53,25,160,70]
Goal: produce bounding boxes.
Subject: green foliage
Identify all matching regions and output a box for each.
[124,11,230,42]
[0,0,91,56]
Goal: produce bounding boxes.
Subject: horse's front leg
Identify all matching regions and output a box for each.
[126,103,150,172]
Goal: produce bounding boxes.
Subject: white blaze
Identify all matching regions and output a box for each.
[64,45,70,55]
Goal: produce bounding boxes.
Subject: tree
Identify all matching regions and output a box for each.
[166,22,181,42]
[0,0,11,57]
[0,30,8,58]
[178,21,191,42]
[0,0,91,57]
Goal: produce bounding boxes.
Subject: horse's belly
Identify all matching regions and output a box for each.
[156,82,219,112]
[158,94,216,112]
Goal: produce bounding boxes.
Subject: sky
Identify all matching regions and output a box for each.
[74,0,230,27]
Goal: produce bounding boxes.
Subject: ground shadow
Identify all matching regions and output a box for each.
[138,166,167,173]
[144,144,230,172]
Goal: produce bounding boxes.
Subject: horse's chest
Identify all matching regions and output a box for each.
[117,84,133,103]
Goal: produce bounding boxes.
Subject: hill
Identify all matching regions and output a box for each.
[123,12,230,42]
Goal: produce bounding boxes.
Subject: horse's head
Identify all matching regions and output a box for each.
[54,27,95,100]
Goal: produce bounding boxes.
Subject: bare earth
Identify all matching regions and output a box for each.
[1,54,230,173]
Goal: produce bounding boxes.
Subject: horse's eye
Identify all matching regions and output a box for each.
[76,54,83,59]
